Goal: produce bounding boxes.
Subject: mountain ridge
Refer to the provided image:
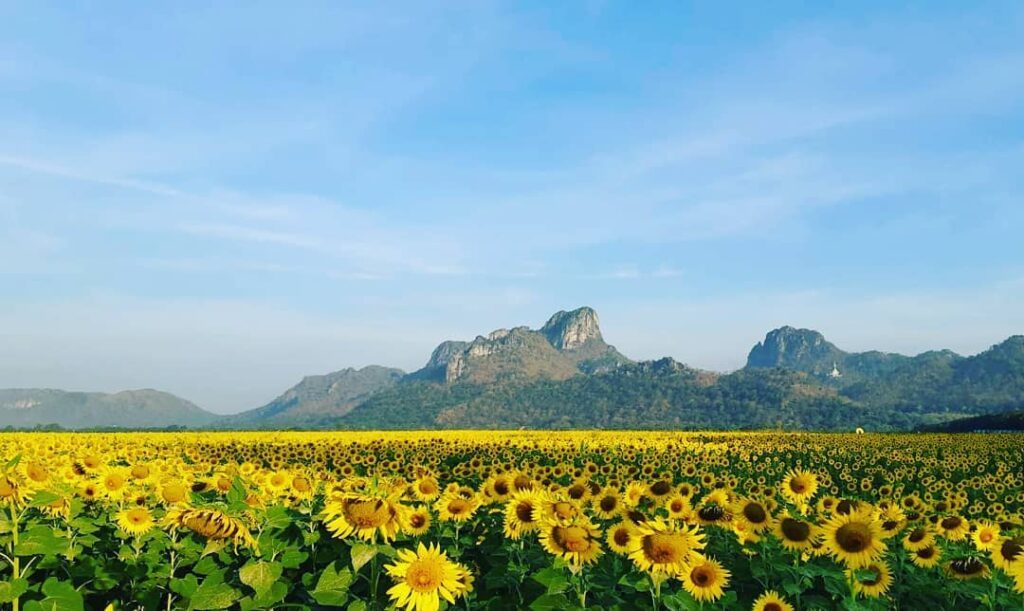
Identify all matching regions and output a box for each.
[4,309,1022,430]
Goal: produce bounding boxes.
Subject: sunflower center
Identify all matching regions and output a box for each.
[940,517,962,530]
[690,565,712,586]
[410,514,426,528]
[642,533,685,564]
[908,528,926,543]
[446,499,470,515]
[613,528,630,546]
[494,480,510,496]
[405,560,443,593]
[650,481,671,496]
[835,522,872,552]
[599,496,617,512]
[553,502,575,519]
[764,604,783,611]
[554,526,592,552]
[950,558,984,575]
[345,500,391,528]
[999,540,1022,562]
[568,485,586,499]
[515,502,535,523]
[131,465,150,479]
[418,480,438,495]
[127,508,149,524]
[778,518,809,542]
[743,503,767,524]
[917,546,936,559]
[0,479,16,498]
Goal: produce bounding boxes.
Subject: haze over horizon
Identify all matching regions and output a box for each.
[2,2,1023,414]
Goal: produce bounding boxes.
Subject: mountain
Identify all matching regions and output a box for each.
[0,388,216,429]
[223,366,404,428]
[746,329,1024,415]
[227,311,1023,432]
[332,359,917,431]
[408,307,630,384]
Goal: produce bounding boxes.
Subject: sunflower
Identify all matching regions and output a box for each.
[591,487,622,519]
[116,506,155,536]
[99,468,130,501]
[821,507,887,568]
[679,555,730,602]
[534,497,580,524]
[323,495,404,542]
[846,561,892,598]
[165,507,257,549]
[902,526,935,552]
[23,462,51,489]
[774,515,818,552]
[730,498,772,533]
[538,516,603,569]
[781,469,818,505]
[385,543,470,611]
[624,482,647,507]
[159,480,190,506]
[937,515,970,541]
[627,519,705,575]
[402,506,432,536]
[435,492,480,524]
[504,490,543,539]
[665,494,692,521]
[972,520,1001,552]
[910,545,941,569]
[0,474,28,507]
[992,535,1024,571]
[944,557,990,581]
[41,495,72,520]
[752,590,793,611]
[606,521,636,555]
[876,505,905,539]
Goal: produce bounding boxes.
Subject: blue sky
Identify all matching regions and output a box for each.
[2,2,1023,413]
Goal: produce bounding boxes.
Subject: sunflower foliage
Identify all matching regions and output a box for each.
[0,431,1022,610]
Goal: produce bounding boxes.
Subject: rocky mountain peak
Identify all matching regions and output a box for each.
[541,306,603,351]
[746,326,845,373]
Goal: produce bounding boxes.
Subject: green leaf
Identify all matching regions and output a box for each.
[0,578,29,603]
[311,562,353,607]
[171,574,200,599]
[239,560,283,596]
[347,601,367,611]
[350,542,377,572]
[28,578,83,611]
[5,454,22,471]
[226,476,247,507]
[15,525,66,557]
[28,490,61,507]
[662,591,700,611]
[279,548,308,569]
[529,593,572,610]
[262,505,291,530]
[188,576,240,611]
[532,567,568,594]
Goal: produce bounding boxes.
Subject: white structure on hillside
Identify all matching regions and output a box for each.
[829,362,842,378]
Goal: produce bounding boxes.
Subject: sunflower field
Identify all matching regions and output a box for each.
[0,431,1022,610]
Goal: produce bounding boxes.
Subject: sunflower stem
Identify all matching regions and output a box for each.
[10,504,20,611]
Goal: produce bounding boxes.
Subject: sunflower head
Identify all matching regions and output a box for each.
[679,555,730,602]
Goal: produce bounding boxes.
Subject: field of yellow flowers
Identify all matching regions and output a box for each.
[1,431,1022,610]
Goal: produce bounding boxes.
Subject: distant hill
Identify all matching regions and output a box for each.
[745,328,1024,415]
[222,366,405,428]
[0,388,216,429]
[4,309,1022,431]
